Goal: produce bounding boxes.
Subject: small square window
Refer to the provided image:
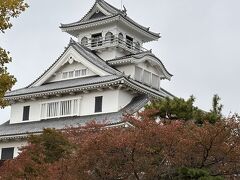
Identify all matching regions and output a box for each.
[1,147,14,160]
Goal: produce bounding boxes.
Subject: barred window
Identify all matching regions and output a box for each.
[47,102,59,117]
[143,70,151,85]
[41,99,80,119]
[63,69,88,79]
[62,72,68,79]
[60,100,72,116]
[75,70,82,77]
[152,74,160,89]
[135,66,143,82]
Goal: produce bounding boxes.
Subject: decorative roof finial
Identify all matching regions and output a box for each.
[69,38,75,45]
[123,5,127,14]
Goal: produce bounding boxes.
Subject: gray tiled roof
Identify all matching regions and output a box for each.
[0,95,149,139]
[60,0,160,38]
[71,39,120,75]
[107,51,173,78]
[5,75,121,98]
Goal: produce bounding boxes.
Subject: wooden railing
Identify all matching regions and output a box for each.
[82,35,148,53]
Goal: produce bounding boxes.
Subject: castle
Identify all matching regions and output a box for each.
[0,0,172,160]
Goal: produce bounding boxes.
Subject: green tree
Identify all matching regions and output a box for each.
[0,0,28,107]
[206,94,223,124]
[146,95,223,124]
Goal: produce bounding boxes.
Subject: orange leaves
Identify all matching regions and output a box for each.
[0,118,240,179]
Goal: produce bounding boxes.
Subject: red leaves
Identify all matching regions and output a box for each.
[0,118,240,179]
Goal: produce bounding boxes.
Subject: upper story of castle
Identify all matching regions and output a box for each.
[60,0,160,60]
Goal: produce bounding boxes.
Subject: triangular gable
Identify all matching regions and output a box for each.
[80,1,114,23]
[89,11,106,20]
[30,43,111,87]
[46,61,97,84]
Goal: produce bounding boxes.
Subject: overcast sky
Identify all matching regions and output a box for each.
[1,0,240,123]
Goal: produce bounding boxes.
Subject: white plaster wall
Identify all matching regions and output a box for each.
[0,141,27,159]
[117,25,144,45]
[10,100,42,124]
[10,95,82,124]
[116,64,135,78]
[96,48,126,60]
[47,61,96,83]
[10,90,134,124]
[118,90,134,110]
[76,23,147,61]
[77,24,117,43]
[81,89,122,116]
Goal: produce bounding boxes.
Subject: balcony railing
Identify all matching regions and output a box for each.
[82,35,148,53]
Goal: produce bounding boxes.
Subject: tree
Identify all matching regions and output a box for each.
[1,117,239,179]
[0,0,28,107]
[145,95,223,124]
[0,129,73,179]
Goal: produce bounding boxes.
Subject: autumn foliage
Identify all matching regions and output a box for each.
[0,113,240,179]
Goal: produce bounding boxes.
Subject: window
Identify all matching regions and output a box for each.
[105,32,114,43]
[1,148,14,160]
[69,71,74,78]
[47,102,59,118]
[41,99,80,119]
[91,33,102,47]
[23,106,30,121]
[82,69,87,76]
[143,70,151,85]
[135,66,143,82]
[63,69,88,79]
[62,72,68,79]
[126,35,133,49]
[118,33,124,44]
[135,66,160,89]
[81,37,88,46]
[95,96,103,113]
[75,70,82,77]
[152,74,160,89]
[60,100,72,116]
[135,42,141,51]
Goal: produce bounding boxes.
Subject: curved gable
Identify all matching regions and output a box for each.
[132,54,173,80]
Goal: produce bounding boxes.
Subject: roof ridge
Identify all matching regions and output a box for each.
[27,40,73,88]
[98,0,124,15]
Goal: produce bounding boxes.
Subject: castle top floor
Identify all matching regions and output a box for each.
[60,0,160,58]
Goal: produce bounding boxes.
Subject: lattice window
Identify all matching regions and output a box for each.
[41,99,80,119]
[135,66,143,82]
[152,74,160,89]
[63,69,88,79]
[62,72,68,79]
[82,69,87,76]
[60,100,72,116]
[143,70,151,85]
[69,71,74,78]
[47,102,59,118]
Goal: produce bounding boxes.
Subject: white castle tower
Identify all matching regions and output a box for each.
[0,0,173,160]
